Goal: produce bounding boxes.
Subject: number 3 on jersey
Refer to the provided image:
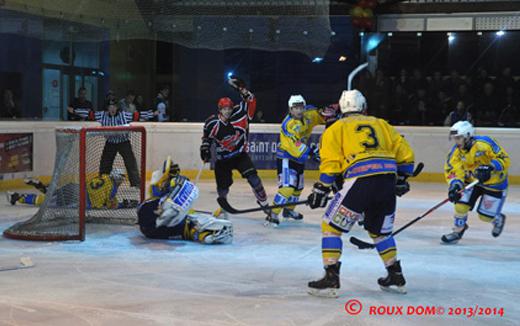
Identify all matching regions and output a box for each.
[356,125,379,149]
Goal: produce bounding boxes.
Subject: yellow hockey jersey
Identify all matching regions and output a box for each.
[319,114,414,185]
[87,174,119,209]
[444,136,510,191]
[276,108,325,163]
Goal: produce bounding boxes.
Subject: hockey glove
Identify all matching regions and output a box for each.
[448,182,463,203]
[200,142,211,162]
[395,175,410,197]
[309,143,320,163]
[308,183,331,209]
[475,165,493,183]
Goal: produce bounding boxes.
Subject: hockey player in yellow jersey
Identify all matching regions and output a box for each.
[306,89,415,297]
[7,170,132,209]
[441,121,509,244]
[265,95,337,227]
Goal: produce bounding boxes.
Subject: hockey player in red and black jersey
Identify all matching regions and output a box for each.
[200,76,270,218]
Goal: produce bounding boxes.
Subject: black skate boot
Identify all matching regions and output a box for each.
[441,224,469,244]
[264,211,280,228]
[6,192,21,205]
[257,200,272,216]
[24,178,47,194]
[282,208,303,221]
[308,262,341,298]
[378,260,406,294]
[492,214,506,238]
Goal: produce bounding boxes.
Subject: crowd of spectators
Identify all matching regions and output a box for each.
[2,66,520,127]
[356,66,520,127]
[67,85,171,122]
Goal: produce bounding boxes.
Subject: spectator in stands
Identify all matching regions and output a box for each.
[395,68,412,94]
[119,90,137,113]
[473,67,492,96]
[1,89,19,119]
[411,68,428,93]
[453,83,473,110]
[388,84,409,125]
[372,69,391,119]
[475,82,500,126]
[135,95,146,112]
[408,88,430,125]
[429,70,444,98]
[67,87,93,121]
[430,90,452,126]
[498,86,520,127]
[444,101,473,126]
[154,85,170,122]
[497,67,515,90]
[253,109,266,123]
[443,69,463,97]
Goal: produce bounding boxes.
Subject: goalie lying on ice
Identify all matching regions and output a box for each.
[137,158,233,244]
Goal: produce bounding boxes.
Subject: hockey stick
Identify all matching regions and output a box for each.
[0,257,34,272]
[347,62,368,90]
[194,161,205,185]
[217,196,334,215]
[350,180,479,249]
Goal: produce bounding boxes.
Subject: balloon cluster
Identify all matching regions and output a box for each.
[350,0,378,31]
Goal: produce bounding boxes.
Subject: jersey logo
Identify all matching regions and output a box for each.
[218,131,243,151]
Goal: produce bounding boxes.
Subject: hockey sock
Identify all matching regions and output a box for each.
[322,221,343,265]
[453,203,469,231]
[246,174,267,203]
[285,189,302,211]
[371,233,397,267]
[272,187,294,215]
[19,194,45,206]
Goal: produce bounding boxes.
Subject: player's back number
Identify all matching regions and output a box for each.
[355,125,379,149]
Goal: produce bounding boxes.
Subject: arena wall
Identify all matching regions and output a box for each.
[0,121,518,190]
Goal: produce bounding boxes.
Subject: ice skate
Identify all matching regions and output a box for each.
[492,214,506,238]
[6,192,21,206]
[378,260,407,294]
[24,178,47,193]
[282,208,303,221]
[308,262,341,298]
[441,224,469,244]
[264,211,280,227]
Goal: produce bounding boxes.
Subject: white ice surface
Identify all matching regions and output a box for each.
[0,181,519,326]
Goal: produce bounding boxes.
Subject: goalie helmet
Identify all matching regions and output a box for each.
[288,95,306,108]
[339,89,367,114]
[449,120,475,140]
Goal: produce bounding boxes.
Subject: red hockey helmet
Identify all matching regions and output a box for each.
[217,97,234,110]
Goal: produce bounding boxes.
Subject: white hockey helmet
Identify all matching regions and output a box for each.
[288,95,306,108]
[449,120,475,139]
[339,89,367,114]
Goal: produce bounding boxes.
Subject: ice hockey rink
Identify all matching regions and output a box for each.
[0,179,518,326]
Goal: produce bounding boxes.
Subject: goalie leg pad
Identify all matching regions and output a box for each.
[188,213,233,244]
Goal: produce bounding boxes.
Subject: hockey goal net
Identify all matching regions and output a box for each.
[3,126,146,241]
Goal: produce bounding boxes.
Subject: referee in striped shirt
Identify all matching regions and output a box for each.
[69,100,158,187]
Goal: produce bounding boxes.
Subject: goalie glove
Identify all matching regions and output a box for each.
[395,175,410,197]
[200,141,211,162]
[307,183,331,209]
